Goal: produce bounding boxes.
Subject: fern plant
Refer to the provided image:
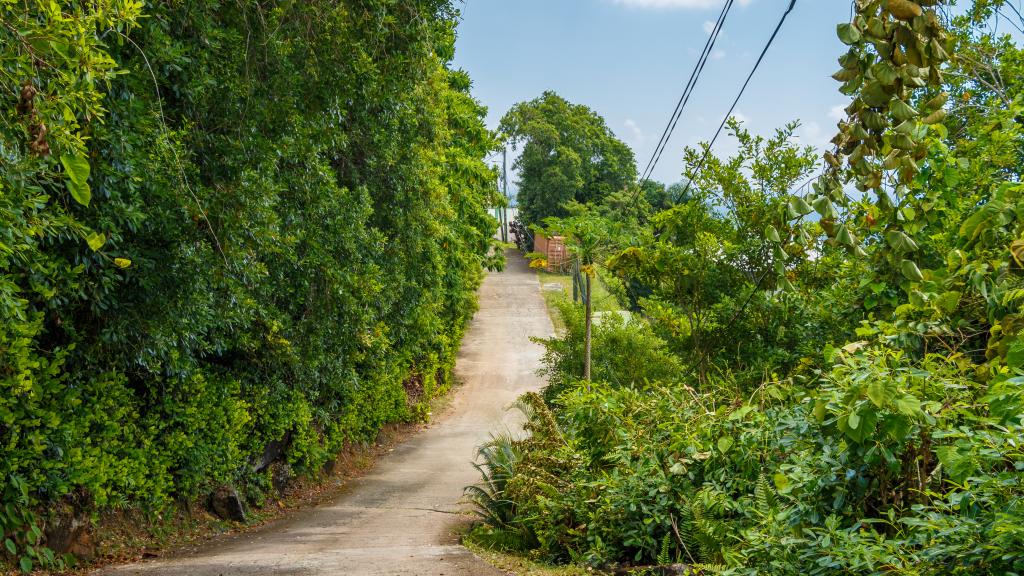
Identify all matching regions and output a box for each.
[465,434,522,529]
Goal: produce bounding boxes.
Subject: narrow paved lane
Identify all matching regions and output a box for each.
[104,251,553,576]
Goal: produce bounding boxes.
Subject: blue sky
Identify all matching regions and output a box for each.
[452,0,856,190]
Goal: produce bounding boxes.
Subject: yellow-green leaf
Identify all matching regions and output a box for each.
[772,472,791,493]
[901,259,924,282]
[837,23,861,45]
[867,378,896,408]
[61,153,91,206]
[847,411,861,430]
[789,196,813,216]
[895,395,921,416]
[717,436,734,454]
[86,232,106,252]
[812,399,827,422]
[1011,240,1024,267]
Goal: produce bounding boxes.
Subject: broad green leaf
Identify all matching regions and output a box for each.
[959,198,1009,244]
[985,378,1024,423]
[773,244,787,262]
[909,290,926,307]
[113,258,132,268]
[946,249,966,269]
[61,153,91,206]
[935,445,975,482]
[901,259,924,282]
[862,80,890,107]
[789,196,813,216]
[717,436,734,454]
[4,538,15,555]
[728,405,754,421]
[867,378,897,408]
[836,224,855,246]
[934,291,961,315]
[894,395,921,416]
[840,409,878,443]
[885,230,918,253]
[812,399,827,422]
[811,196,837,219]
[837,23,861,44]
[847,412,861,430]
[765,225,781,243]
[1007,337,1024,369]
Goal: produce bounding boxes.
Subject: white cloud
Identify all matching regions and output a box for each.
[731,111,750,124]
[702,20,717,35]
[795,120,828,149]
[623,118,645,145]
[828,104,847,121]
[613,0,752,9]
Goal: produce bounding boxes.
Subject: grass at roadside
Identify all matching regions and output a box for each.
[537,269,622,334]
[464,535,593,576]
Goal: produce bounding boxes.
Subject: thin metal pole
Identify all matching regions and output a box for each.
[501,147,509,242]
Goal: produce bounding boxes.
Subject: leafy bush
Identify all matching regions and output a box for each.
[468,4,1024,574]
[537,299,684,402]
[474,347,1024,573]
[1,0,498,569]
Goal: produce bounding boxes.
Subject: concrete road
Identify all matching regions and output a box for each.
[103,251,553,576]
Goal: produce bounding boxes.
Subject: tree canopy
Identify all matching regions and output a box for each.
[499,91,637,229]
[1,0,498,570]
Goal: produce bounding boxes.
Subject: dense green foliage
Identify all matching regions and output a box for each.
[500,91,638,230]
[469,2,1024,574]
[611,120,848,387]
[1,0,498,569]
[536,300,683,403]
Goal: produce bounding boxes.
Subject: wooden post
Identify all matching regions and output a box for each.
[583,272,592,385]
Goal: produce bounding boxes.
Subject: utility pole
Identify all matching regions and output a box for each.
[501,147,509,243]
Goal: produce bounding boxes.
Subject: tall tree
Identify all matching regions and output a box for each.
[499,91,637,229]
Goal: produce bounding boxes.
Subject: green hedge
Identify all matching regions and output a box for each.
[0,0,498,569]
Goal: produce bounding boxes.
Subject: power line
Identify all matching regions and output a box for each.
[675,0,799,201]
[666,0,800,384]
[641,0,733,184]
[638,0,736,186]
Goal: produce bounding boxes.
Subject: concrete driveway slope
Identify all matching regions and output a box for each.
[103,250,553,576]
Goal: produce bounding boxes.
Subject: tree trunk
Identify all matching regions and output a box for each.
[584,273,592,386]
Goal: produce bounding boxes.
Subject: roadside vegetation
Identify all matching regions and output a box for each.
[0,0,500,571]
[468,1,1024,574]
[537,268,623,334]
